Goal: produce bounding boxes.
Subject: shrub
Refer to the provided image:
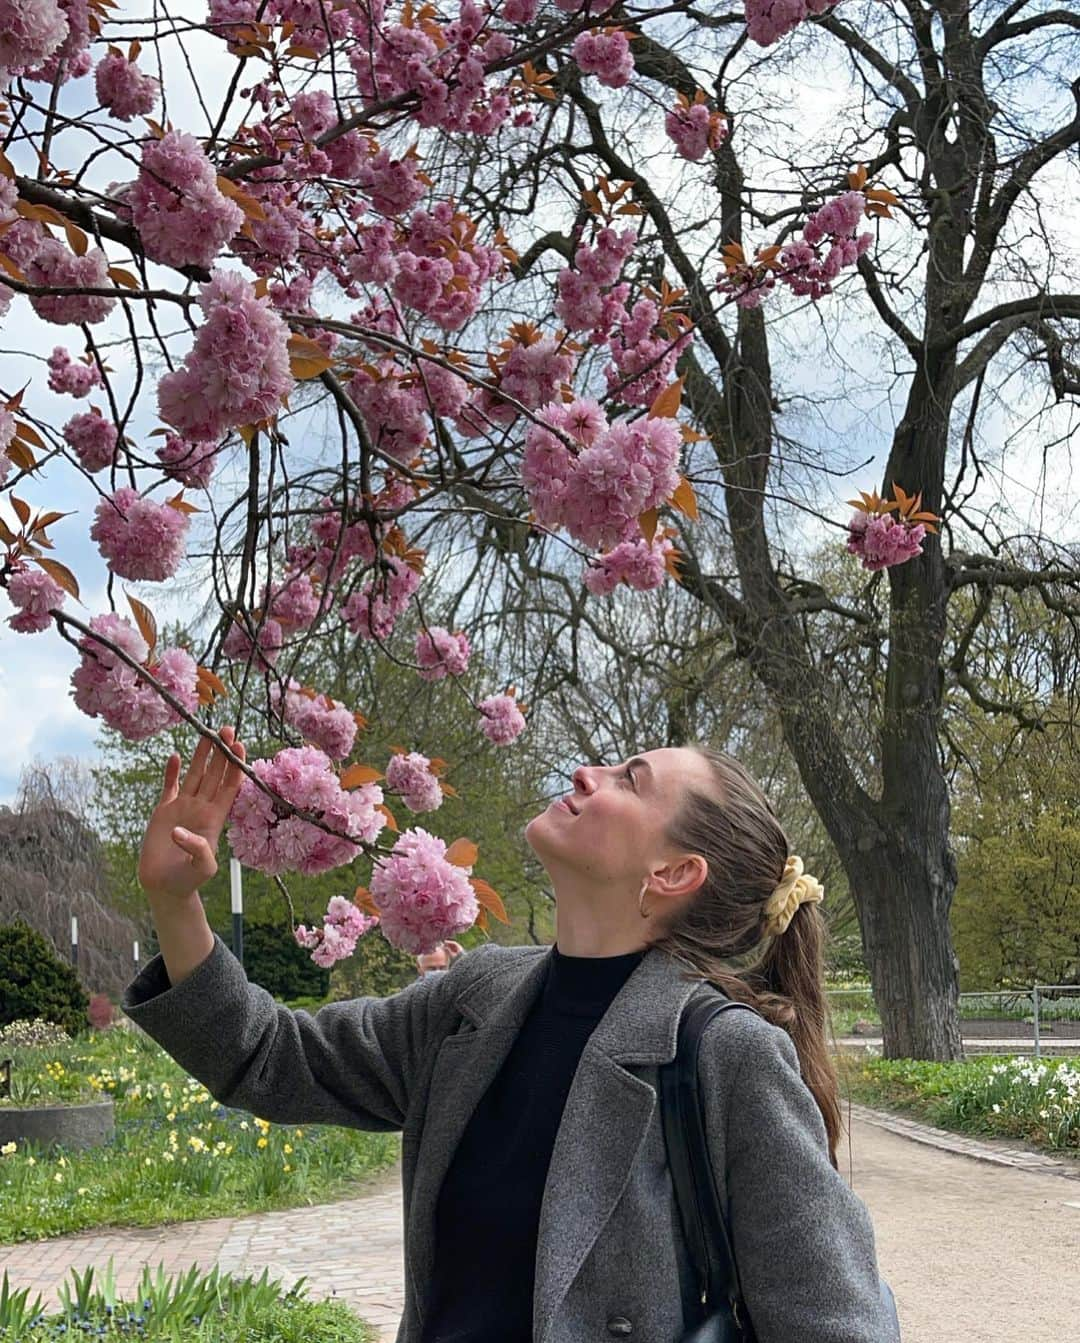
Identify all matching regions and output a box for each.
[87,993,115,1030]
[231,920,331,1001]
[0,921,88,1037]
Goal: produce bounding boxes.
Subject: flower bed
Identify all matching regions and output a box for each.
[0,1259,376,1341]
[0,1024,398,1242]
[840,1053,1080,1152]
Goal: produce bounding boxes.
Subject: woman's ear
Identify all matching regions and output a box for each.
[653,853,708,902]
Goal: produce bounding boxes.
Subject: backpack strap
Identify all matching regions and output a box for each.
[659,991,759,1335]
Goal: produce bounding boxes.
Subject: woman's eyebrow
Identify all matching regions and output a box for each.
[627,757,653,787]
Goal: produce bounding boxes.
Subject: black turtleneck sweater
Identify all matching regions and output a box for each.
[420,943,646,1343]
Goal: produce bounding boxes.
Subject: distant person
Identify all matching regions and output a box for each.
[415,940,464,978]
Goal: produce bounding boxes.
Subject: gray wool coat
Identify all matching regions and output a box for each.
[122,934,898,1343]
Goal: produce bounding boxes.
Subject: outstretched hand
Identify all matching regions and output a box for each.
[137,725,247,903]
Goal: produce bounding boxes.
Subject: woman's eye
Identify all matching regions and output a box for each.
[622,767,635,789]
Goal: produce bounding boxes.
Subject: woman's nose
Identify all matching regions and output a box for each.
[571,765,595,794]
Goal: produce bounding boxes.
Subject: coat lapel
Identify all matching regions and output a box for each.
[404,943,704,1340]
[404,946,550,1318]
[532,949,701,1343]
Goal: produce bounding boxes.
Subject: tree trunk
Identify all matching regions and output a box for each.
[846,830,963,1059]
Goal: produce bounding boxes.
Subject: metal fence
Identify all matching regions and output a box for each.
[825,984,1080,1056]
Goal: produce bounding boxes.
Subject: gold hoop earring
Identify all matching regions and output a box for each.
[638,880,652,919]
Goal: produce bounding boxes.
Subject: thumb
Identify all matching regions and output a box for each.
[171,826,216,876]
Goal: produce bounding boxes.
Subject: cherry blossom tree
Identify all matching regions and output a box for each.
[6,1,1067,1056]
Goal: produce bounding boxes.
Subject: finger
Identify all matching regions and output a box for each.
[159,753,181,805]
[179,731,215,796]
[171,826,217,880]
[201,725,235,801]
[213,737,246,812]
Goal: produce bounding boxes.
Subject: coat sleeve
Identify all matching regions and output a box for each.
[699,1011,898,1343]
[120,932,496,1132]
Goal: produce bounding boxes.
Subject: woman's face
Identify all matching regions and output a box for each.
[524,745,714,892]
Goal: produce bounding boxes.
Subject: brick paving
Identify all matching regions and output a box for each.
[2,1111,1078,1341]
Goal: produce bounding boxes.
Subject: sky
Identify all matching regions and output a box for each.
[2,6,1078,813]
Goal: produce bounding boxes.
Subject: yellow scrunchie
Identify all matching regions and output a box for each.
[762,854,824,937]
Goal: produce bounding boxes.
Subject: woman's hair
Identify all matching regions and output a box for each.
[649,742,843,1167]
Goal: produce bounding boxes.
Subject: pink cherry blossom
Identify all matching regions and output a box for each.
[385,750,444,813]
[584,533,673,596]
[94,49,158,120]
[341,556,421,641]
[227,744,385,876]
[270,677,358,760]
[368,826,479,955]
[90,487,189,580]
[128,131,243,270]
[415,626,471,681]
[47,346,103,397]
[155,432,218,489]
[295,894,379,968]
[63,409,117,473]
[267,570,322,630]
[70,613,199,741]
[846,512,927,572]
[0,0,68,73]
[5,565,65,633]
[572,29,634,89]
[744,0,837,48]
[26,238,115,325]
[478,692,526,745]
[222,614,285,669]
[157,270,293,439]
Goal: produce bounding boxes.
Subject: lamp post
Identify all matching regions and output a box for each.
[70,914,78,969]
[230,856,244,968]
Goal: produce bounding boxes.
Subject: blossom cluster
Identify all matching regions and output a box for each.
[385,751,444,813]
[128,131,244,271]
[227,745,386,877]
[342,556,422,641]
[294,894,379,969]
[718,189,873,309]
[477,691,526,745]
[665,97,728,161]
[155,433,218,490]
[584,532,675,596]
[157,271,293,439]
[4,564,65,633]
[70,613,199,741]
[744,0,838,47]
[26,238,116,326]
[64,409,117,473]
[90,487,189,581]
[523,397,681,552]
[572,29,634,89]
[368,827,479,956]
[47,346,103,398]
[846,512,927,571]
[415,626,471,681]
[94,48,159,120]
[270,678,359,761]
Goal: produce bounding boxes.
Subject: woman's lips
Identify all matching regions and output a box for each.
[556,799,576,814]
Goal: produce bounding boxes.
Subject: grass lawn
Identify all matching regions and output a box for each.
[0,1023,399,1243]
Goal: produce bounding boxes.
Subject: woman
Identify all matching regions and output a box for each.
[124,726,897,1343]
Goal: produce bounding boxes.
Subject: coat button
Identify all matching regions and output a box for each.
[606,1318,633,1337]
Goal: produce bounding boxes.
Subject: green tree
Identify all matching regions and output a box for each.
[950,710,1080,989]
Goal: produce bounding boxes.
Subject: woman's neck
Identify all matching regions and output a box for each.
[554,904,652,957]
